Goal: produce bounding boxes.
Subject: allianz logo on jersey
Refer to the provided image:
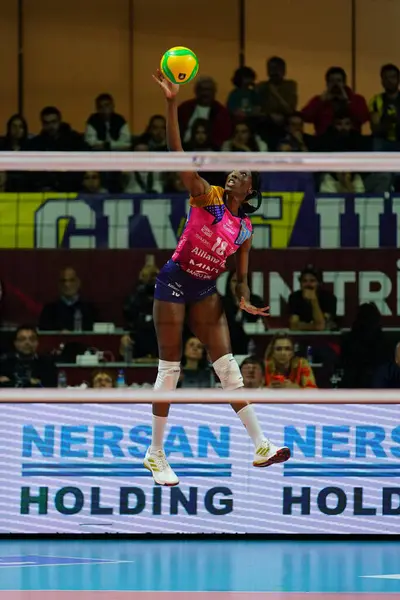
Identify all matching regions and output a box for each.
[20,424,232,480]
[283,424,400,478]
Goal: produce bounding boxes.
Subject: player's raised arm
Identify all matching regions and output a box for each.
[153,69,210,198]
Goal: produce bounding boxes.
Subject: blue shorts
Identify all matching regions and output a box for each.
[154,260,217,304]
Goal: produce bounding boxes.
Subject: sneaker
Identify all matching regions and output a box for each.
[253,439,291,467]
[144,447,180,486]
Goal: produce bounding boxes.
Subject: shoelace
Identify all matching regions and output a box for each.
[152,450,169,471]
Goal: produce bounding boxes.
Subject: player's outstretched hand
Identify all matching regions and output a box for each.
[239,297,270,317]
[152,69,180,99]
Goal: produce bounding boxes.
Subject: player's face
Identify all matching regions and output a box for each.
[272,340,293,367]
[225,170,252,198]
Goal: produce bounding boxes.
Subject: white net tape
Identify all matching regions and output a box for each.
[0,389,398,404]
[0,151,397,172]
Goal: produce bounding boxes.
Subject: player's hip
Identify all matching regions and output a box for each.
[154,260,217,304]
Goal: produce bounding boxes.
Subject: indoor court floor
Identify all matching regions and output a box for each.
[0,539,399,598]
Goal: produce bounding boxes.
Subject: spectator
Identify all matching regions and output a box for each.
[369,63,400,151]
[85,93,131,151]
[226,66,261,119]
[39,267,97,332]
[0,171,10,192]
[240,356,265,389]
[0,325,57,388]
[278,112,314,152]
[319,171,365,194]
[222,271,266,355]
[91,368,115,388]
[288,264,337,332]
[120,260,159,359]
[139,115,167,151]
[81,171,108,194]
[372,342,400,389]
[164,172,187,193]
[178,76,232,147]
[221,120,268,152]
[340,303,391,388]
[0,114,29,151]
[184,118,218,151]
[302,67,369,135]
[179,336,214,388]
[317,112,368,152]
[264,333,317,389]
[122,141,164,194]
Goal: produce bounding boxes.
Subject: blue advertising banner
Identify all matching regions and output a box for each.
[0,173,399,249]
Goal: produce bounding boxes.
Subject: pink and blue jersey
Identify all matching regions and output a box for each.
[154,186,253,304]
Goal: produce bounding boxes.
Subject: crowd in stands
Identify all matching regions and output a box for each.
[1,58,400,193]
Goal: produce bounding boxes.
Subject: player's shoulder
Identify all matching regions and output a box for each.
[190,185,225,208]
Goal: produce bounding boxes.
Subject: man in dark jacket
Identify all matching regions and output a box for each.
[85,93,131,151]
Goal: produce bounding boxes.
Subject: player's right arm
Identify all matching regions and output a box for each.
[153,69,210,198]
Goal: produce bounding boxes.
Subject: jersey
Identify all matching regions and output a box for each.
[172,185,253,280]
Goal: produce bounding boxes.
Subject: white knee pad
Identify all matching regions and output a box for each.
[154,360,181,391]
[213,353,243,391]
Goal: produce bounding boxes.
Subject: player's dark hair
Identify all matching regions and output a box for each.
[232,66,256,88]
[325,67,347,83]
[381,63,400,78]
[40,106,61,121]
[242,171,262,213]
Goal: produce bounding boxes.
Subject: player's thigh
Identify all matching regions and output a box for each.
[188,293,232,362]
[153,299,186,362]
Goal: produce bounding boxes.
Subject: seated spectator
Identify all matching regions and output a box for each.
[221,120,268,152]
[264,333,317,389]
[372,342,400,389]
[222,271,266,355]
[302,67,369,135]
[91,368,115,388]
[317,112,369,152]
[179,337,214,388]
[184,118,219,151]
[319,171,365,193]
[0,114,29,151]
[240,356,265,389]
[139,115,167,151]
[81,171,108,194]
[0,325,57,388]
[257,56,298,149]
[85,93,131,151]
[39,267,97,331]
[227,66,261,119]
[278,112,314,152]
[288,265,337,332]
[340,303,391,388]
[120,260,159,359]
[164,172,187,193]
[178,76,232,148]
[369,63,400,151]
[121,141,164,194]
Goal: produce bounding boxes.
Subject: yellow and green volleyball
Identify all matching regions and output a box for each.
[160,46,199,85]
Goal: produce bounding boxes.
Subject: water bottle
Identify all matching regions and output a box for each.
[116,369,126,388]
[123,339,133,363]
[306,345,313,364]
[57,370,67,388]
[73,308,82,332]
[247,338,256,356]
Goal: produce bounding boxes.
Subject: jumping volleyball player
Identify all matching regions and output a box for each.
[144,69,291,486]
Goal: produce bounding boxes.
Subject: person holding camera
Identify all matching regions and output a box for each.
[301,67,369,136]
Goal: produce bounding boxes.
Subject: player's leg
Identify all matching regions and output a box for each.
[189,293,290,467]
[144,299,185,486]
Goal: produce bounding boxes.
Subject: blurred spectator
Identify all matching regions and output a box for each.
[302,67,369,135]
[372,342,400,389]
[288,264,337,332]
[179,337,214,388]
[81,171,108,194]
[340,303,391,388]
[139,115,167,151]
[184,118,218,151]
[164,172,187,193]
[221,120,268,152]
[264,333,317,389]
[278,112,314,152]
[0,171,10,192]
[319,171,365,193]
[226,66,261,119]
[369,63,400,151]
[85,93,131,151]
[120,260,159,359]
[39,267,97,332]
[317,112,368,152]
[0,114,29,151]
[91,368,116,388]
[122,141,164,194]
[240,356,265,389]
[222,271,266,355]
[178,76,232,148]
[0,325,57,388]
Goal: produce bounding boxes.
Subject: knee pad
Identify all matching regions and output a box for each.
[213,353,243,391]
[154,360,181,391]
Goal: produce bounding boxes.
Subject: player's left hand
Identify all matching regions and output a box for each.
[239,297,269,316]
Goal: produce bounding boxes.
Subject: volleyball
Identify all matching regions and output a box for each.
[160,46,199,85]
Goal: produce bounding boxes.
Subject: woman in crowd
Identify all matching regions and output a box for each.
[179,336,214,388]
[264,333,317,388]
[221,120,268,152]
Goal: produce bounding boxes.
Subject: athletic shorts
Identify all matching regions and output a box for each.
[154,260,217,304]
